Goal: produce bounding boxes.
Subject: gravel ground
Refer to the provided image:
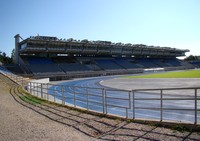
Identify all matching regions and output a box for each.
[0,74,200,141]
[0,76,94,141]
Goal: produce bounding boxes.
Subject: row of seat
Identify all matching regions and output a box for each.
[24,57,184,74]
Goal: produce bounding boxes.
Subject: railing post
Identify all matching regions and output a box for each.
[37,83,38,97]
[41,83,43,99]
[74,87,76,108]
[160,90,163,122]
[47,83,49,101]
[30,82,32,94]
[105,89,107,114]
[54,85,56,102]
[102,88,105,114]
[62,85,65,105]
[195,89,197,124]
[128,91,131,109]
[132,90,135,119]
[126,91,131,119]
[86,88,89,110]
[34,83,36,96]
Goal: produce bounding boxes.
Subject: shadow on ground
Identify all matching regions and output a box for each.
[3,74,199,141]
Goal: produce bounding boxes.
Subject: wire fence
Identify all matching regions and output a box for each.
[1,71,200,125]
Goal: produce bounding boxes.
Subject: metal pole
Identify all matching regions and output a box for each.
[54,85,56,102]
[86,88,89,110]
[102,88,105,114]
[62,85,65,105]
[47,83,49,101]
[74,87,76,108]
[105,90,107,114]
[37,83,38,97]
[126,91,131,119]
[195,89,197,124]
[132,91,135,119]
[128,91,131,108]
[34,83,36,96]
[160,90,163,122]
[41,83,43,99]
[30,82,32,94]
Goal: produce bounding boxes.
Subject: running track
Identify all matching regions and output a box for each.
[48,76,200,124]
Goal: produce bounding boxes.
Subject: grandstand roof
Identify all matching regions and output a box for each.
[18,35,189,57]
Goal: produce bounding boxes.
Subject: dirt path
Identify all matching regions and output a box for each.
[0,75,94,141]
[0,74,200,141]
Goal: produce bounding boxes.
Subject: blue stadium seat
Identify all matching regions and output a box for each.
[95,59,124,70]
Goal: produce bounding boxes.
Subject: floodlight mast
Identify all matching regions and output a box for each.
[14,34,23,64]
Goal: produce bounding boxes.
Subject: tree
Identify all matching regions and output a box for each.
[2,52,6,57]
[0,50,13,65]
[184,55,199,61]
[11,49,15,60]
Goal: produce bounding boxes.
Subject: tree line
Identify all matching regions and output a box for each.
[0,49,14,65]
[184,55,200,61]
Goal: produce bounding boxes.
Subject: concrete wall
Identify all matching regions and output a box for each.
[31,78,49,84]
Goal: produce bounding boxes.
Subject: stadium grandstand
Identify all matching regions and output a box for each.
[12,34,194,80]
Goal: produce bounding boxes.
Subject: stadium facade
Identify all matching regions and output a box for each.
[13,34,193,80]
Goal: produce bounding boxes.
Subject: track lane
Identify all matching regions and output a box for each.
[47,76,200,123]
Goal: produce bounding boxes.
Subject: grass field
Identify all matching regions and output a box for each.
[125,69,200,78]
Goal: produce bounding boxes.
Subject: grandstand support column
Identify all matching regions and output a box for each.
[14,34,20,64]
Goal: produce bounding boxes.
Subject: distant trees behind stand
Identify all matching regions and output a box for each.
[0,50,14,65]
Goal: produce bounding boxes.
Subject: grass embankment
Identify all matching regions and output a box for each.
[18,87,46,105]
[125,70,200,78]
[19,95,45,105]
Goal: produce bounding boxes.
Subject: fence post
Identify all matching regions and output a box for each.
[62,85,65,105]
[86,88,89,110]
[160,90,163,122]
[54,85,56,102]
[102,88,105,114]
[126,91,131,119]
[30,82,32,94]
[36,83,38,96]
[132,90,135,119]
[33,83,35,96]
[41,83,43,99]
[105,89,107,114]
[47,83,49,101]
[195,89,197,124]
[128,91,131,109]
[74,87,76,108]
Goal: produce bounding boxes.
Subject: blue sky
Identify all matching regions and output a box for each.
[0,0,199,58]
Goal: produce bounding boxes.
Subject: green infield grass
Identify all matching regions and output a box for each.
[125,69,200,78]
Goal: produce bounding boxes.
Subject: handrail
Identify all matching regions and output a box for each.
[1,70,199,124]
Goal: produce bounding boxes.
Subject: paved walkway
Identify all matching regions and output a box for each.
[0,74,200,141]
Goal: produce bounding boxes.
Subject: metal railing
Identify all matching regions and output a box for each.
[1,70,200,124]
